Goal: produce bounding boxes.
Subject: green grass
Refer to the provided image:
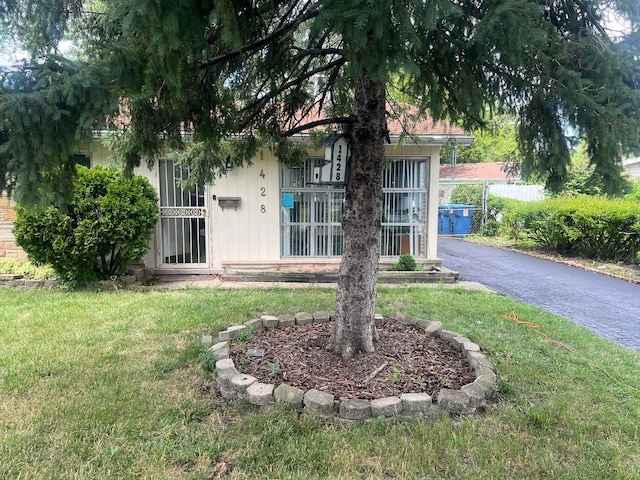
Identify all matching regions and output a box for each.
[1,285,639,479]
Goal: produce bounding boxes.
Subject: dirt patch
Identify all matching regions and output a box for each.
[230,321,476,400]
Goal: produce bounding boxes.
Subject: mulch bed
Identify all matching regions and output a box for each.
[229,321,476,400]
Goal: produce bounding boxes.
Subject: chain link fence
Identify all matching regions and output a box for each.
[438,182,487,236]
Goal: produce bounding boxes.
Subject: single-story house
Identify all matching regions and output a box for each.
[1,118,473,277]
[439,162,520,184]
[0,196,24,260]
[622,157,640,179]
[439,162,545,203]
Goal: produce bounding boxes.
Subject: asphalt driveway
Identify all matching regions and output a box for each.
[438,237,640,351]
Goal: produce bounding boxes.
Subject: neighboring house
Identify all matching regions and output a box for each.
[1,119,473,275]
[439,162,545,203]
[622,157,640,179]
[439,162,520,184]
[0,196,26,261]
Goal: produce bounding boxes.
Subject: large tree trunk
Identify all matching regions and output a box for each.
[326,74,387,359]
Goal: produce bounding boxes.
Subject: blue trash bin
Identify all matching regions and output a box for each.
[439,204,475,235]
[438,207,451,234]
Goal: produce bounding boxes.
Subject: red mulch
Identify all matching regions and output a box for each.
[229,321,476,400]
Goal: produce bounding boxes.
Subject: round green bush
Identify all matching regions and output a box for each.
[13,166,159,283]
[392,254,419,271]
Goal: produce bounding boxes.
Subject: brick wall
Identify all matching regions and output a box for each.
[0,194,26,260]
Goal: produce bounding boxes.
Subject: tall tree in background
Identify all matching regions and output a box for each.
[441,114,521,164]
[2,0,640,358]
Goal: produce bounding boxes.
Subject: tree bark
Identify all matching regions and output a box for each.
[326,74,387,359]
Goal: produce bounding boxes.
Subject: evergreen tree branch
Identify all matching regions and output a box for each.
[282,117,352,137]
[240,57,347,117]
[573,0,610,39]
[199,4,319,68]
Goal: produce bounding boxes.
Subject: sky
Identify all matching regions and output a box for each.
[0,39,73,67]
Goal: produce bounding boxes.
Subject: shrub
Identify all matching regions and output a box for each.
[502,196,640,260]
[625,179,640,203]
[392,254,419,271]
[0,259,57,280]
[450,184,483,206]
[14,166,159,283]
[483,196,525,236]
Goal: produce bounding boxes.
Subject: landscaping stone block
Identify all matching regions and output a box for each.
[475,365,497,381]
[246,382,275,406]
[201,335,214,348]
[472,376,495,396]
[261,315,279,329]
[450,335,472,351]
[401,315,420,325]
[437,388,475,414]
[219,325,247,341]
[303,389,335,415]
[209,341,230,361]
[415,318,430,330]
[439,329,458,342]
[462,341,481,355]
[461,382,487,408]
[312,311,331,323]
[231,374,257,399]
[274,384,305,408]
[295,312,314,325]
[400,393,432,415]
[219,385,236,400]
[43,280,59,289]
[217,330,230,342]
[474,371,497,392]
[466,351,493,369]
[387,312,405,323]
[278,314,296,327]
[244,318,264,333]
[374,313,385,326]
[215,358,239,388]
[339,399,371,420]
[370,396,402,417]
[423,321,442,337]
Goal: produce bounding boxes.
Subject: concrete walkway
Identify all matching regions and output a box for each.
[152,274,489,292]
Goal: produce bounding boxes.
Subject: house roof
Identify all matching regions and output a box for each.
[96,103,474,147]
[282,104,473,146]
[385,115,473,146]
[439,162,518,181]
[622,157,640,167]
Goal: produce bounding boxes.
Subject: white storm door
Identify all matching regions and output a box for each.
[158,159,208,265]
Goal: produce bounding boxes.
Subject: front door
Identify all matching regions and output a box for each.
[158,159,208,266]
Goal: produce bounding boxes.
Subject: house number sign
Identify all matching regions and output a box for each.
[313,133,350,185]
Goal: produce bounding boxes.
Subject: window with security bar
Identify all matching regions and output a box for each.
[280,158,428,257]
[158,159,207,264]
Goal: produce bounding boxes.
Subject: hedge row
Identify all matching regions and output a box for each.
[502,196,640,261]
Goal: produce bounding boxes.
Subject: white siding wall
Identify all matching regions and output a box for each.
[90,140,444,271]
[210,149,281,268]
[625,162,640,179]
[488,184,545,202]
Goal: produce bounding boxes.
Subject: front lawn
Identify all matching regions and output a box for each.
[1,286,638,479]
